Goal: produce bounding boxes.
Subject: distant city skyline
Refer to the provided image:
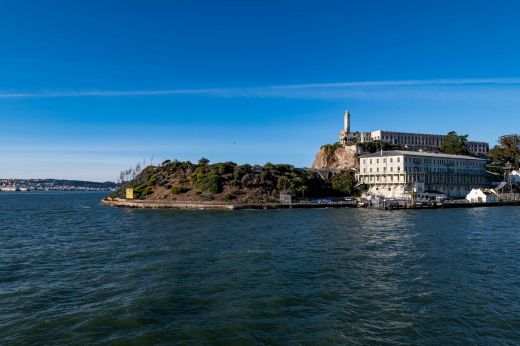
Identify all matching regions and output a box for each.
[1,1,520,181]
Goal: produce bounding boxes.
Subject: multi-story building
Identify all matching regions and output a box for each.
[356,150,488,198]
[339,110,489,155]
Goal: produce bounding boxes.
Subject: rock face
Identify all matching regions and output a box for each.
[312,145,359,170]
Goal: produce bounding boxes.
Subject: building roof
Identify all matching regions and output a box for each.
[359,150,486,161]
[469,188,498,196]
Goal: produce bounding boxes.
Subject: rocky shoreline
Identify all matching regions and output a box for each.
[101,198,357,210]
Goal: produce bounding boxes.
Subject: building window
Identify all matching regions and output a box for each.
[397,157,401,162]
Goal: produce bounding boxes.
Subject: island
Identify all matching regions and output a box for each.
[103,109,520,210]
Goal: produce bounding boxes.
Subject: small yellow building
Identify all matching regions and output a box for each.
[125,188,134,199]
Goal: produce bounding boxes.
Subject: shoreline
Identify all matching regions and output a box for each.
[102,197,520,210]
[101,198,358,210]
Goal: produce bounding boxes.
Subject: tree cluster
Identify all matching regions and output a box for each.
[489,134,520,168]
[111,158,358,201]
[440,131,469,155]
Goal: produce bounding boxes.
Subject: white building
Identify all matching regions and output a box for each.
[509,170,520,184]
[466,189,499,203]
[339,110,489,155]
[356,150,488,198]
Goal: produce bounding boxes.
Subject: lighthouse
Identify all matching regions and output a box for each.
[344,110,351,134]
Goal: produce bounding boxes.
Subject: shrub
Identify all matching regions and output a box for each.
[198,157,210,166]
[331,171,356,196]
[190,172,221,194]
[171,186,188,195]
[133,184,152,198]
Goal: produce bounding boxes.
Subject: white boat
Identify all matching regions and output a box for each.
[0,186,17,192]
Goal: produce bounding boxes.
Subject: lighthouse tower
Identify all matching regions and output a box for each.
[344,110,351,134]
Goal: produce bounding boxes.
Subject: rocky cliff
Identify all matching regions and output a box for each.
[312,144,359,170]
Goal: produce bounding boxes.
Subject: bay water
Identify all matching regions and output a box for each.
[1,192,519,344]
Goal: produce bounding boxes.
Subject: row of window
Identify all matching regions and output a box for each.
[362,156,485,167]
[363,157,401,165]
[361,175,486,184]
[363,167,401,173]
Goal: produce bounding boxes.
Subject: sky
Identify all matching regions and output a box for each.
[1,0,520,181]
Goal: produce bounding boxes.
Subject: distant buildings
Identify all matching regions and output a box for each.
[339,110,489,155]
[0,179,117,191]
[356,150,488,198]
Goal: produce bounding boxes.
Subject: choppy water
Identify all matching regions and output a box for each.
[1,192,520,345]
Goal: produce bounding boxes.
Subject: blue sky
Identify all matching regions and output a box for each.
[1,0,520,181]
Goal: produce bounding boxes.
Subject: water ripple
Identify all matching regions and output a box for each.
[1,192,520,344]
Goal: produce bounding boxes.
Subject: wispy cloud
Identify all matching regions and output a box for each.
[1,77,520,100]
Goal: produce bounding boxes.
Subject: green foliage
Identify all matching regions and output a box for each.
[489,134,520,167]
[133,184,152,198]
[147,175,158,186]
[190,172,221,194]
[112,156,361,202]
[171,186,188,195]
[209,162,236,175]
[440,131,469,155]
[277,176,290,192]
[331,171,356,196]
[198,157,210,166]
[359,140,403,153]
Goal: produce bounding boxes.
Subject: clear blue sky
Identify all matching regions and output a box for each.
[1,0,520,181]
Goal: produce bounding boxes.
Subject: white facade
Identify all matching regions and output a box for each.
[466,189,499,203]
[356,151,488,198]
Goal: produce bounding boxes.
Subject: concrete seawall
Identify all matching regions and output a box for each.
[102,198,520,211]
[101,198,357,210]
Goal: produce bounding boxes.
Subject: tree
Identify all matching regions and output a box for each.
[440,131,469,155]
[198,157,210,166]
[489,134,520,167]
[331,171,356,195]
[277,176,290,192]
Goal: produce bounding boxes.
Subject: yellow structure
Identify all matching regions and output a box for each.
[125,188,134,199]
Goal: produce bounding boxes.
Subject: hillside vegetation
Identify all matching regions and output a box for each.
[111,159,356,203]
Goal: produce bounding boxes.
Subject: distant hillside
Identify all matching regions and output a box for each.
[111,160,357,203]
